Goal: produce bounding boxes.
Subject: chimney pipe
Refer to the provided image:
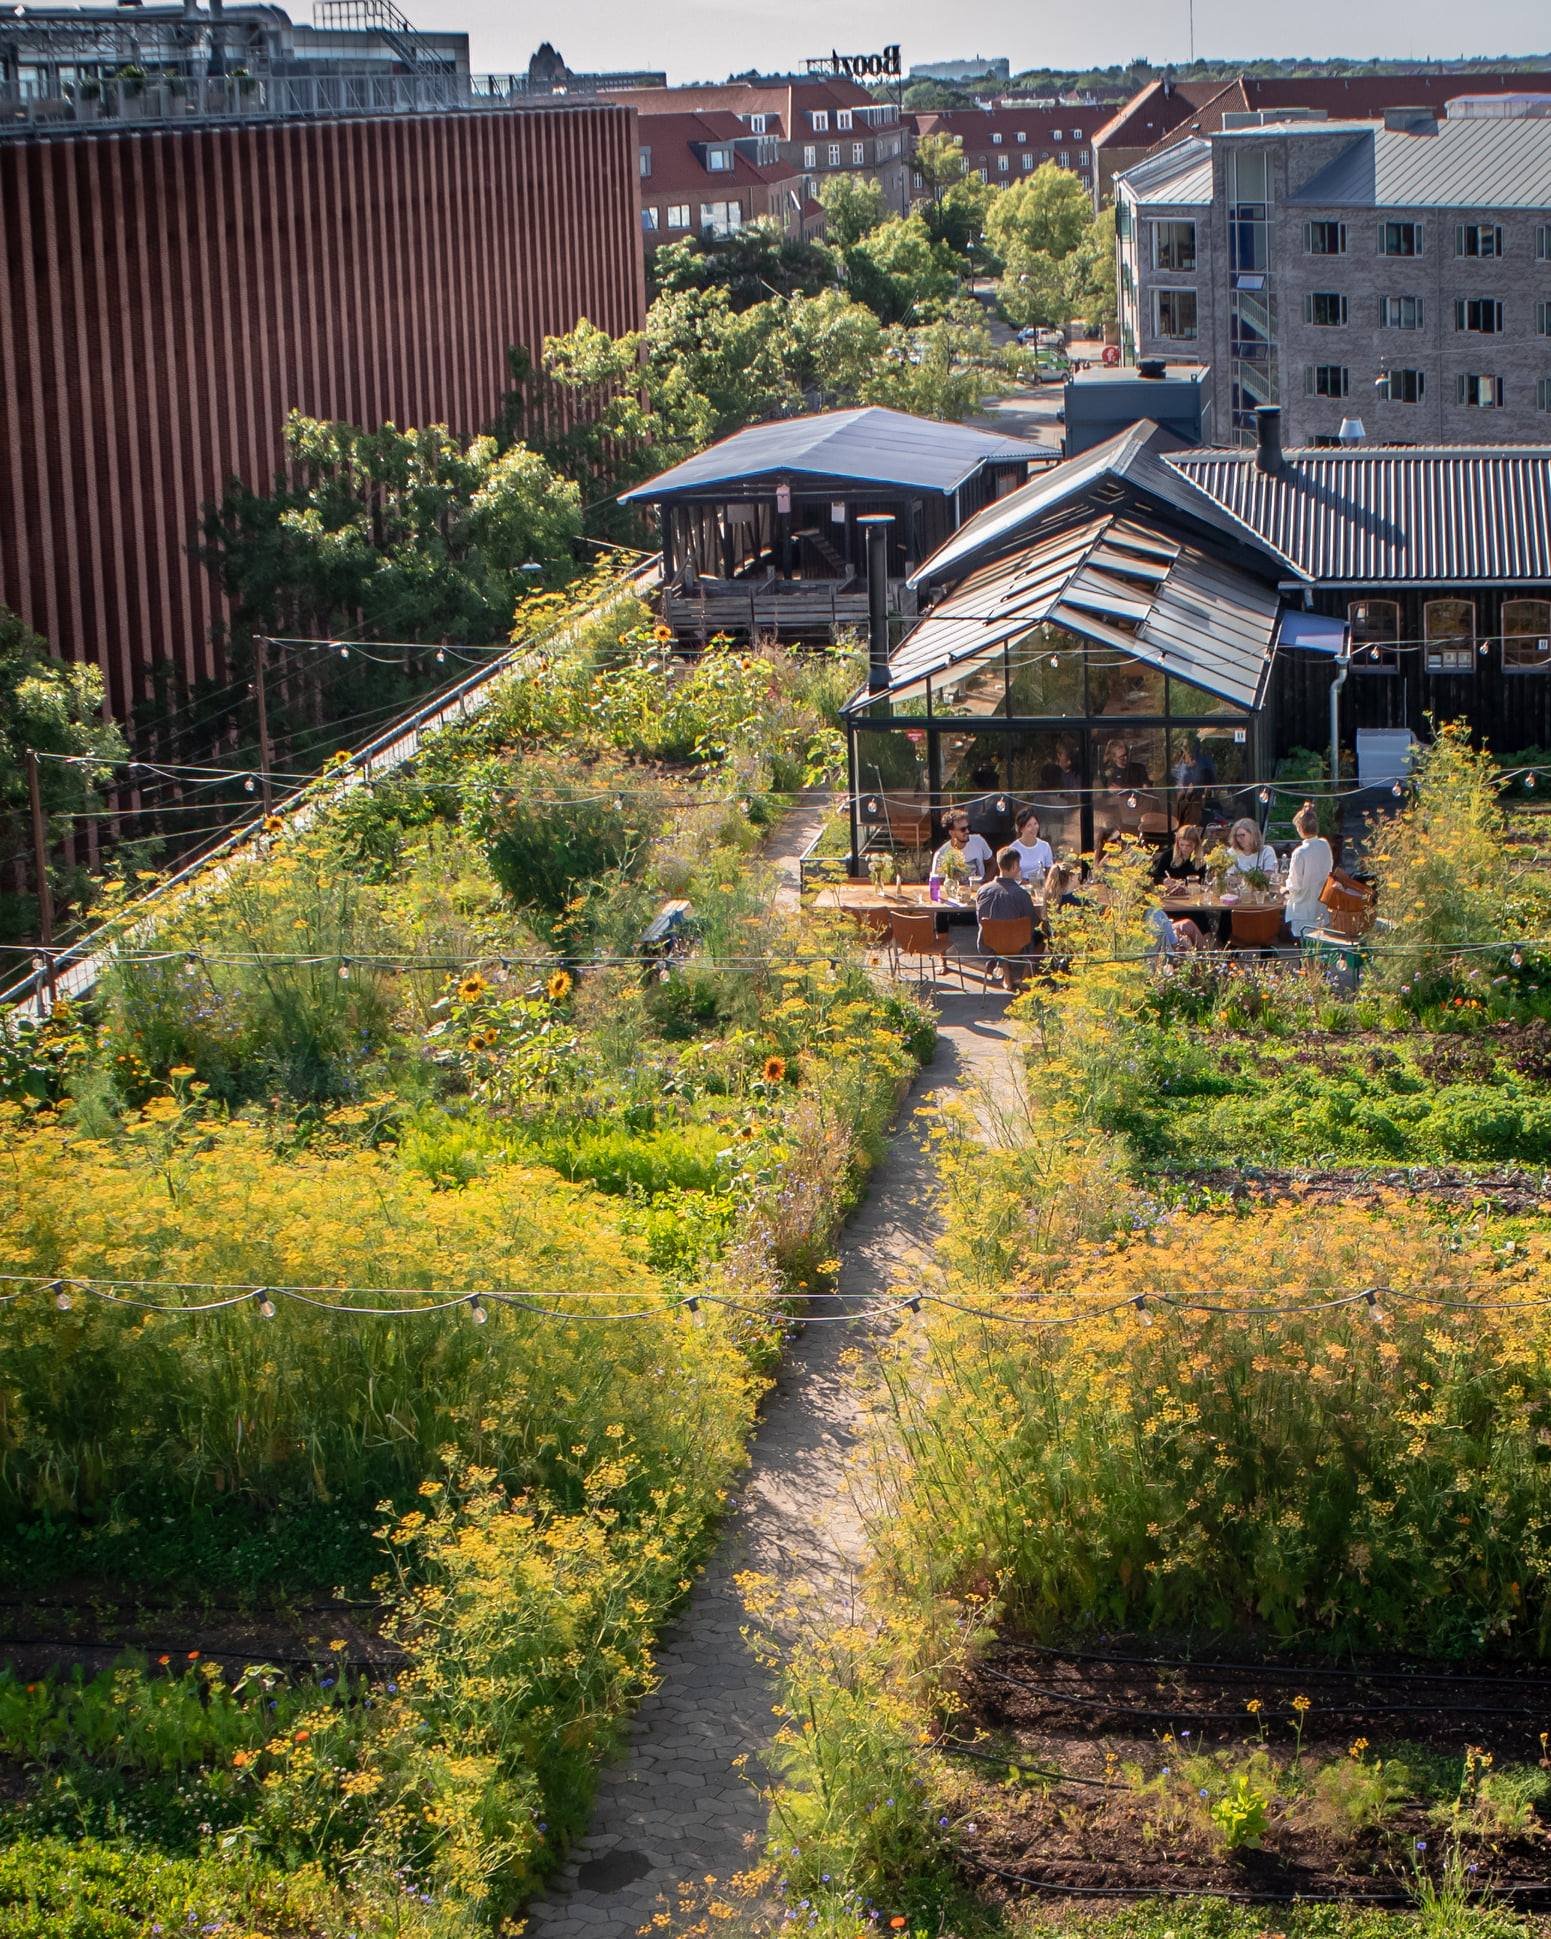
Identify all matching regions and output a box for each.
[1254,405,1283,475]
[859,514,895,696]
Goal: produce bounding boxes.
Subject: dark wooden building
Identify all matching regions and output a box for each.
[620,407,1043,640]
[843,410,1551,862]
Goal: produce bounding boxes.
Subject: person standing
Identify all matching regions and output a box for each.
[1283,800,1334,938]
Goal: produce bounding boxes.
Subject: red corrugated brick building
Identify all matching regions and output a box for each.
[0,100,645,718]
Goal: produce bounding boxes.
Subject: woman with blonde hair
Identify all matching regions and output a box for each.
[1225,815,1279,881]
[1283,800,1334,938]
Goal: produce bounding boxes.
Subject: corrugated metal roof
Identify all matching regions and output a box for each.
[1169,447,1551,583]
[852,513,1279,715]
[1291,114,1551,209]
[911,419,1303,587]
[619,407,1040,502]
[1116,136,1214,205]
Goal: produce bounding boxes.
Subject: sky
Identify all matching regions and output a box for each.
[380,0,1551,87]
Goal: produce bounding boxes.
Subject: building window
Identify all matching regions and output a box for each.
[1425,598,1476,673]
[1016,129,1027,142]
[666,203,690,228]
[1305,291,1348,326]
[997,153,1009,173]
[911,169,924,190]
[991,131,1002,143]
[1306,219,1347,255]
[1379,220,1423,256]
[1457,223,1504,257]
[1053,128,1062,139]
[837,109,852,129]
[1308,363,1349,398]
[827,143,841,167]
[641,206,658,232]
[811,110,828,132]
[1539,223,1551,259]
[1379,368,1425,402]
[1020,152,1033,171]
[1072,126,1084,137]
[699,200,743,235]
[804,144,816,168]
[1455,298,1504,333]
[638,147,651,177]
[1503,599,1551,671]
[706,147,730,171]
[1540,377,1551,412]
[852,142,865,165]
[1537,300,1551,335]
[1058,149,1071,167]
[748,113,766,133]
[1350,598,1400,670]
[1379,294,1424,329]
[1458,372,1504,407]
[1154,289,1198,340]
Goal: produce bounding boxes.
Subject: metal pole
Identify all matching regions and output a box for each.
[26,749,56,1005]
[254,635,273,811]
[858,513,894,695]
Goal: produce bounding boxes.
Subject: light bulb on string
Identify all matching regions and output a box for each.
[253,1288,277,1320]
[905,1293,923,1314]
[51,1281,73,1312]
[1528,773,1539,791]
[1127,793,1138,811]
[1258,788,1271,805]
[684,1294,703,1326]
[244,775,256,793]
[467,1294,488,1325]
[1049,655,1060,668]
[1363,1288,1387,1327]
[866,797,879,813]
[613,795,624,813]
[996,796,1007,813]
[435,648,447,665]
[1479,639,1490,656]
[1392,780,1404,798]
[1512,948,1525,969]
[337,959,351,981]
[1132,1293,1154,1325]
[338,644,350,660]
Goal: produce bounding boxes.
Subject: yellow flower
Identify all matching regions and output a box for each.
[546,969,574,1002]
[142,1096,180,1122]
[653,622,674,644]
[761,1055,787,1085]
[1292,1694,1311,1714]
[457,972,489,1004]
[262,814,284,835]
[168,1065,196,1080]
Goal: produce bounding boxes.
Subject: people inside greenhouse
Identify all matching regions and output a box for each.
[1151,823,1210,889]
[1007,807,1054,884]
[1039,737,1081,790]
[1282,800,1335,938]
[1099,737,1151,788]
[931,811,994,886]
[1224,816,1280,881]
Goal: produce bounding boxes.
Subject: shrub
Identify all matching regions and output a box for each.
[465,749,661,916]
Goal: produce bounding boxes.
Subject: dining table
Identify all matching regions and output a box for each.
[816,878,1043,918]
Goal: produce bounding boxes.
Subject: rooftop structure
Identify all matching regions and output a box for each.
[907,106,1094,197]
[636,109,811,250]
[909,56,1011,84]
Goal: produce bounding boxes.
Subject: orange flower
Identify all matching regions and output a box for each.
[546,968,574,1002]
[294,1728,310,1744]
[762,1055,787,1085]
[889,1920,908,1931]
[232,1749,252,1768]
[157,1654,170,1666]
[187,1650,200,1662]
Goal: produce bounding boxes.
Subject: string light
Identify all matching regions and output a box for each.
[243,775,256,793]
[1364,1288,1387,1327]
[253,1288,277,1320]
[1132,1293,1153,1326]
[337,959,351,980]
[50,1279,72,1312]
[1392,780,1405,797]
[467,1294,488,1325]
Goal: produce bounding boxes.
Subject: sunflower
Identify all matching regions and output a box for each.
[457,971,489,1004]
[466,1034,487,1055]
[261,813,284,835]
[652,622,673,644]
[546,968,574,1002]
[737,1125,756,1142]
[762,1054,787,1085]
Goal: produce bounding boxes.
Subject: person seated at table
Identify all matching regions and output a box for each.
[1282,800,1334,939]
[1042,861,1087,911]
[1100,737,1151,789]
[1145,906,1205,957]
[1150,823,1210,890]
[1224,816,1280,882]
[932,810,994,887]
[1007,807,1054,885]
[976,847,1038,989]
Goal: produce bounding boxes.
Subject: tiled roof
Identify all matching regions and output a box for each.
[1288,112,1551,209]
[1170,446,1551,583]
[1088,78,1229,152]
[637,111,799,194]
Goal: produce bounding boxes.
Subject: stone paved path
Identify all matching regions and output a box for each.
[524,977,1020,1937]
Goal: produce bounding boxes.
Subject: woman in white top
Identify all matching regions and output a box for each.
[1007,807,1054,885]
[1224,816,1279,881]
[1282,801,1334,937]
[931,811,994,885]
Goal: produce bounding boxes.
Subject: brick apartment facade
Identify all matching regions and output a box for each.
[908,106,1097,202]
[1116,103,1551,446]
[0,102,645,719]
[1091,68,1551,208]
[635,110,812,252]
[611,78,910,221]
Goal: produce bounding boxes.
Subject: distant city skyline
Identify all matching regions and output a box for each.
[376,0,1551,88]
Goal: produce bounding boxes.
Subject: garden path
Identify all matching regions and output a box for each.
[524,899,1020,1936]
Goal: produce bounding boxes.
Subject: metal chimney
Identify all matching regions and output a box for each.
[859,514,895,696]
[1337,416,1366,444]
[1254,405,1283,475]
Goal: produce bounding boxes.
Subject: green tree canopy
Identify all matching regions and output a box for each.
[816,173,887,250]
[200,415,583,645]
[984,162,1093,263]
[843,213,960,325]
[648,221,835,310]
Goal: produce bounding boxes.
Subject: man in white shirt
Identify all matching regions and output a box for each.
[1283,801,1334,938]
[932,812,994,886]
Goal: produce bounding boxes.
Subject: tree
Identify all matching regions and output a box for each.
[648,222,835,310]
[984,163,1092,264]
[0,606,127,940]
[844,213,959,325]
[920,172,995,268]
[200,414,584,647]
[997,245,1071,329]
[1064,204,1118,328]
[867,315,997,421]
[912,131,969,205]
[782,290,888,406]
[816,173,887,250]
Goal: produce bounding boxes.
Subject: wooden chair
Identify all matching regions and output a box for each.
[977,913,1037,990]
[1227,904,1284,952]
[889,908,964,990]
[1318,870,1376,940]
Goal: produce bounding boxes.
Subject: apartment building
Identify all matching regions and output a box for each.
[1090,68,1551,207]
[1116,100,1551,447]
[636,111,812,250]
[908,107,1094,199]
[610,77,911,216]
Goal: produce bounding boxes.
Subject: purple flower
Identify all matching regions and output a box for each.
[1416,1840,1427,1853]
[1199,1788,1209,1798]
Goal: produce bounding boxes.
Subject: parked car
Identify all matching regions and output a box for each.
[1036,327,1065,349]
[1015,326,1040,345]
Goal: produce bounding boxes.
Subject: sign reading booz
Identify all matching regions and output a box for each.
[812,44,901,79]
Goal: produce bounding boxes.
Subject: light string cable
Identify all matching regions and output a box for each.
[5,1275,1551,1326]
